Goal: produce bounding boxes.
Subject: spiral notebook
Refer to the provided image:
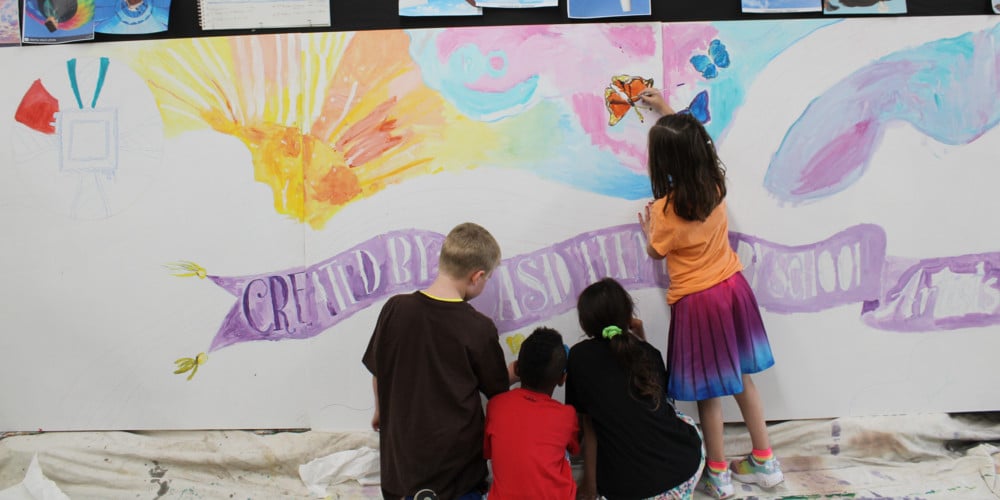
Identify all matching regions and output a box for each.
[198,0,331,30]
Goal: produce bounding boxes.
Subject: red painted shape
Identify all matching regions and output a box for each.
[15,79,60,135]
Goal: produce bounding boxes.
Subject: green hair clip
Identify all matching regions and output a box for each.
[602,325,623,339]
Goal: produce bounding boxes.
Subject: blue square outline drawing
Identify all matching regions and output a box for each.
[58,108,119,175]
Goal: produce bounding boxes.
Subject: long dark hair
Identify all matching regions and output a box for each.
[647,113,727,222]
[577,278,663,410]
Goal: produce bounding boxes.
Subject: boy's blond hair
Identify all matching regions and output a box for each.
[438,223,501,279]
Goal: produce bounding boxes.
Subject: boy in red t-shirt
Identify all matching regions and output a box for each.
[485,327,580,499]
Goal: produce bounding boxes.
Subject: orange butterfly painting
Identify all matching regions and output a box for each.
[604,75,653,126]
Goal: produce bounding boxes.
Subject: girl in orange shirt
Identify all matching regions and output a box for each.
[636,89,783,499]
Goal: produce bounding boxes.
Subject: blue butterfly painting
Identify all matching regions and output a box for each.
[679,90,711,124]
[690,39,730,79]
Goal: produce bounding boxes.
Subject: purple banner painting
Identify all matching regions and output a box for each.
[731,224,887,313]
[469,225,669,333]
[208,230,445,351]
[863,253,1000,332]
[191,223,1000,352]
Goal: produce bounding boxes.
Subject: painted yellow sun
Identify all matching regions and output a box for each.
[124,31,492,229]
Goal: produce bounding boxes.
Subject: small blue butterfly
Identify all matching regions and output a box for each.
[689,39,731,79]
[679,90,710,124]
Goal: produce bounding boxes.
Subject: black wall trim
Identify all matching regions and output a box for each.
[20,0,999,44]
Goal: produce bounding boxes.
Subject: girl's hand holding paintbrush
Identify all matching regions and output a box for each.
[637,88,676,115]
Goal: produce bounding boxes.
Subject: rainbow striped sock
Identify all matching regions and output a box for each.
[752,448,773,463]
[707,460,728,473]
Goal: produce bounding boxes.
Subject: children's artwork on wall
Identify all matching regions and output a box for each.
[474,0,556,7]
[94,0,171,34]
[567,0,651,19]
[742,0,822,13]
[197,0,330,30]
[604,75,654,126]
[824,0,906,15]
[22,0,96,43]
[994,3,999,14]
[400,0,482,16]
[0,0,19,45]
[765,24,1000,205]
[1,17,999,431]
[12,56,164,218]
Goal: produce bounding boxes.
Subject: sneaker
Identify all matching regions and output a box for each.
[731,454,784,488]
[700,467,734,499]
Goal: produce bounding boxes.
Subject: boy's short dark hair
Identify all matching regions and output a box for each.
[518,327,566,390]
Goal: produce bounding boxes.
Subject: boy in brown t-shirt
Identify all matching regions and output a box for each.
[362,222,511,500]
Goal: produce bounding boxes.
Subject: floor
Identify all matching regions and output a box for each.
[1,413,998,499]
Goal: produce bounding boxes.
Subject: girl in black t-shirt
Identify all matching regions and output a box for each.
[566,278,705,500]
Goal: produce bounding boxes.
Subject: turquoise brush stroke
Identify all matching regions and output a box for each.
[407,30,538,122]
[765,22,1000,203]
[546,146,653,200]
[500,101,654,200]
[91,57,110,108]
[537,102,652,200]
[67,58,84,109]
[68,57,111,110]
[548,154,652,200]
[699,19,839,140]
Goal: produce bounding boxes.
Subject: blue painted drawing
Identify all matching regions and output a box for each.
[690,39,730,79]
[824,0,906,15]
[94,0,171,35]
[567,0,651,19]
[742,0,822,13]
[400,0,481,16]
[22,0,97,43]
[475,0,556,7]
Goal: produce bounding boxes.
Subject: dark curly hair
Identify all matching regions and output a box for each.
[517,327,567,391]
